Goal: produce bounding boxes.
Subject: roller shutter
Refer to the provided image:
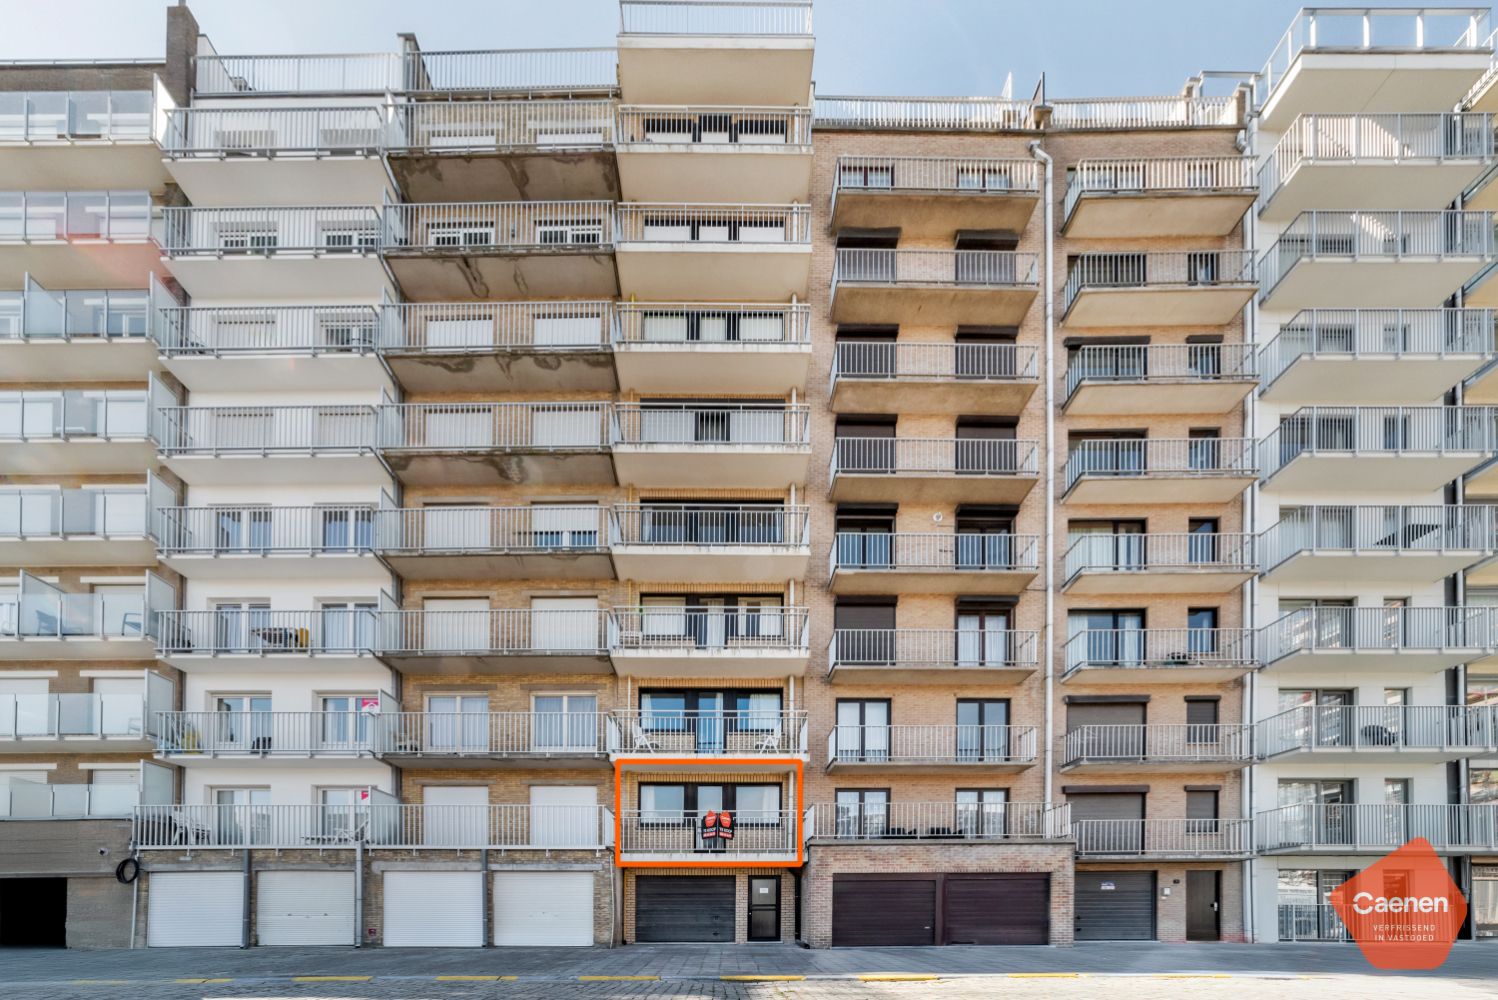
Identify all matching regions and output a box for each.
[634,876,733,942]
[943,874,1049,945]
[383,870,483,947]
[831,876,935,946]
[493,871,594,946]
[1075,870,1156,941]
[147,872,244,947]
[256,870,354,946]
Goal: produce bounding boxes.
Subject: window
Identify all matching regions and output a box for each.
[639,784,685,822]
[213,695,272,750]
[532,693,598,752]
[839,162,893,189]
[212,602,272,652]
[956,788,1008,837]
[319,601,376,651]
[320,695,371,747]
[1472,768,1498,803]
[734,785,781,824]
[318,787,365,839]
[1068,609,1145,666]
[834,700,890,761]
[1185,698,1219,743]
[956,699,1010,761]
[1186,789,1219,834]
[321,228,377,252]
[1188,428,1222,471]
[956,608,1011,667]
[1187,518,1219,564]
[212,787,270,844]
[834,788,888,837]
[320,506,373,552]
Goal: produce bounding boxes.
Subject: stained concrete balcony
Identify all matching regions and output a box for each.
[830,341,1039,416]
[610,503,809,582]
[376,710,609,769]
[1061,532,1257,595]
[0,191,158,287]
[156,609,385,675]
[829,437,1040,505]
[1060,724,1255,773]
[1062,628,1258,684]
[0,89,166,189]
[827,532,1039,596]
[1260,605,1495,674]
[155,504,385,582]
[379,608,612,676]
[613,302,811,394]
[1063,343,1257,416]
[1256,802,1498,854]
[372,505,613,581]
[616,105,812,202]
[1260,504,1498,586]
[155,404,387,487]
[828,155,1040,237]
[611,403,810,488]
[0,389,155,476]
[829,248,1039,327]
[156,305,388,392]
[826,628,1039,685]
[0,485,155,567]
[1073,818,1254,860]
[1063,438,1257,505]
[609,605,809,679]
[1061,250,1256,328]
[1258,704,1498,762]
[614,203,811,300]
[378,402,614,488]
[0,283,158,383]
[826,725,1037,774]
[1062,156,1256,237]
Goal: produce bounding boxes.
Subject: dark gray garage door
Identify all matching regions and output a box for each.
[635,876,734,942]
[943,874,1049,945]
[831,876,935,946]
[1075,871,1156,941]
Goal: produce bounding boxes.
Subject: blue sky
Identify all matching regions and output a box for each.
[2,0,1487,98]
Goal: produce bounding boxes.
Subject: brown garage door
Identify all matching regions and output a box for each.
[943,874,1049,945]
[831,876,935,946]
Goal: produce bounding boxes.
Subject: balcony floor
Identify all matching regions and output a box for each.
[1065,192,1256,238]
[0,340,160,384]
[387,150,620,203]
[1265,648,1479,674]
[616,37,814,106]
[830,284,1036,327]
[1262,745,1484,764]
[1263,453,1487,494]
[167,254,389,300]
[828,567,1037,597]
[610,547,809,584]
[1062,568,1255,596]
[1062,664,1258,685]
[1064,285,1255,329]
[1262,162,1489,223]
[0,735,153,754]
[0,143,170,192]
[384,351,618,395]
[379,551,616,582]
[383,250,618,302]
[0,439,157,477]
[162,354,393,393]
[1063,380,1255,417]
[1264,259,1488,312]
[831,378,1038,417]
[157,651,388,674]
[827,664,1036,685]
[610,649,807,679]
[155,751,382,768]
[613,756,802,776]
[831,191,1039,240]
[1261,550,1495,587]
[1064,475,1255,506]
[383,451,617,489]
[614,345,811,395]
[161,453,392,487]
[0,242,163,289]
[616,851,800,867]
[1060,757,1253,773]
[611,447,809,489]
[615,147,812,203]
[1259,52,1494,131]
[0,636,156,661]
[382,651,612,676]
[614,244,811,300]
[0,536,156,568]
[1262,355,1492,405]
[830,473,1038,506]
[166,157,391,208]
[159,552,387,582]
[824,758,1036,775]
[375,752,610,770]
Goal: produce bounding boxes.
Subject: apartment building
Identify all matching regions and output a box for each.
[0,1,1494,951]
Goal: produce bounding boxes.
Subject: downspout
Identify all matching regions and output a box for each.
[354,839,364,948]
[1029,140,1056,807]
[1240,93,1258,945]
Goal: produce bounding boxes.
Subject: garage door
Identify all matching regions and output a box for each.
[635,876,734,942]
[1075,871,1156,941]
[148,872,243,947]
[943,875,1049,945]
[831,876,935,946]
[493,871,594,946]
[383,871,483,947]
[256,871,353,946]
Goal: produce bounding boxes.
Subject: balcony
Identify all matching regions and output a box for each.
[1063,438,1257,505]
[1061,251,1255,328]
[808,801,1071,844]
[814,95,1032,132]
[0,389,153,476]
[1256,803,1498,854]
[387,99,618,202]
[616,809,799,866]
[612,404,810,488]
[2,783,141,821]
[1256,8,1493,130]
[376,710,609,769]
[1073,818,1254,860]
[0,580,161,661]
[157,609,384,674]
[613,302,810,393]
[617,1,814,106]
[1260,114,1494,221]
[379,607,612,675]
[0,191,157,286]
[379,302,616,394]
[1259,406,1498,493]
[1048,95,1243,130]
[0,486,154,566]
[161,106,392,205]
[829,155,1040,238]
[826,628,1040,684]
[1261,309,1497,404]
[608,709,807,767]
[616,105,811,202]
[1260,505,1498,586]
[133,801,612,852]
[195,48,617,97]
[1061,725,1254,773]
[156,305,387,392]
[615,203,811,300]
[826,725,1038,774]
[829,248,1039,327]
[1063,344,1257,416]
[155,404,386,486]
[155,711,380,767]
[381,201,617,301]
[1260,605,1494,674]
[828,533,1038,596]
[0,89,164,189]
[0,283,158,383]
[830,341,1039,416]
[379,402,613,488]
[156,504,384,581]
[1259,704,1498,762]
[829,437,1040,504]
[609,605,809,678]
[372,505,613,581]
[610,504,809,582]
[1062,533,1256,596]
[1062,628,1258,684]
[1,677,171,753]
[1259,211,1495,311]
[1062,157,1256,238]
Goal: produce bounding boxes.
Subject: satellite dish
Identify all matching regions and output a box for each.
[932,512,944,523]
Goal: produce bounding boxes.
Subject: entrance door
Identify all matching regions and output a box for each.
[747,876,780,941]
[1186,870,1221,941]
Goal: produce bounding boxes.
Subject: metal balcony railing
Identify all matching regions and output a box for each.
[1,593,146,640]
[0,488,148,539]
[1260,605,1498,663]
[1261,504,1498,573]
[154,404,378,455]
[379,301,614,353]
[0,286,151,342]
[2,783,138,819]
[405,49,618,93]
[160,206,381,255]
[1063,532,1257,582]
[155,505,376,556]
[373,505,609,555]
[831,437,1041,480]
[1048,96,1241,129]
[615,203,810,244]
[831,154,1039,196]
[377,711,608,757]
[1278,903,1351,942]
[1064,438,1257,490]
[379,401,611,451]
[0,692,148,740]
[0,90,152,142]
[389,99,617,152]
[195,54,403,95]
[832,342,1040,388]
[617,105,810,145]
[0,390,148,441]
[1063,156,1256,219]
[619,1,813,36]
[613,404,809,447]
[161,106,390,156]
[1257,802,1498,852]
[379,608,611,657]
[380,200,614,251]
[0,191,152,243]
[810,801,1071,841]
[156,305,381,355]
[814,97,1032,132]
[828,628,1041,674]
[1259,704,1498,757]
[1063,628,1259,677]
[1259,113,1496,200]
[1062,250,1255,314]
[828,725,1038,767]
[610,606,809,655]
[614,301,810,346]
[1259,211,1496,298]
[608,709,807,756]
[155,609,379,657]
[1259,309,1498,389]
[830,533,1040,576]
[1062,724,1255,766]
[612,504,809,547]
[1073,818,1254,857]
[1064,344,1257,399]
[832,248,1039,291]
[155,711,377,757]
[1260,405,1498,479]
[617,809,799,859]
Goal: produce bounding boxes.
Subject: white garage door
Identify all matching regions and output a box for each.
[383,870,483,947]
[257,870,354,946]
[148,872,244,947]
[493,871,594,946]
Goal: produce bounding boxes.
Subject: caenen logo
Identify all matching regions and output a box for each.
[1329,838,1467,970]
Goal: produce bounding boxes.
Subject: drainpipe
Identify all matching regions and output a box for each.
[354,839,364,948]
[241,849,251,948]
[1029,140,1056,806]
[1240,88,1259,944]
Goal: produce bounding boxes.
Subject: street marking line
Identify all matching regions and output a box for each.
[436,976,514,981]
[578,975,660,981]
[1010,973,1083,978]
[1154,974,1234,979]
[174,980,233,985]
[292,976,372,982]
[723,975,807,981]
[859,974,940,982]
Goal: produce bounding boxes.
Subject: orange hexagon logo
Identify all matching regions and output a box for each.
[1328,838,1467,970]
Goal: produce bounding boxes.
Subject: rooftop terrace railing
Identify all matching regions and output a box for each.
[0,91,152,142]
[619,0,813,36]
